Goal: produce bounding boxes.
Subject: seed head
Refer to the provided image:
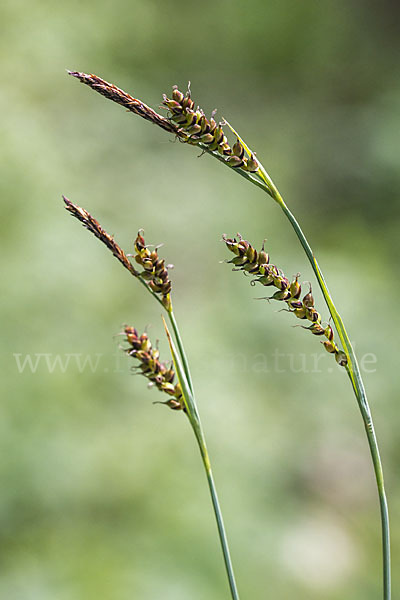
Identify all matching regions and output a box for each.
[133,231,172,310]
[123,326,183,410]
[68,71,260,179]
[162,86,259,174]
[223,233,348,367]
[63,197,173,310]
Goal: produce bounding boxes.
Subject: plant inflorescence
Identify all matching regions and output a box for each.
[223,233,348,366]
[65,70,391,600]
[123,327,183,410]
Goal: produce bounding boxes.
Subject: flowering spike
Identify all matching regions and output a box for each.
[223,233,347,366]
[123,326,184,410]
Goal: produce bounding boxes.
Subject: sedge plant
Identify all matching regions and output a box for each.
[67,70,391,598]
[62,197,240,599]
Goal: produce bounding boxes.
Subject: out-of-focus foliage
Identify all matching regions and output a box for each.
[1,1,399,598]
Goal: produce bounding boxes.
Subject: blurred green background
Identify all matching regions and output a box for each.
[1,1,399,598]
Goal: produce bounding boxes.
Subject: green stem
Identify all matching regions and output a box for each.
[168,308,194,397]
[253,164,391,599]
[190,420,240,600]
[164,316,240,600]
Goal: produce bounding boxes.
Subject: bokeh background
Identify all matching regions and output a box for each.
[1,1,399,598]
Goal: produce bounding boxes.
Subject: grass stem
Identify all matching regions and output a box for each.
[248,162,391,600]
[163,316,240,600]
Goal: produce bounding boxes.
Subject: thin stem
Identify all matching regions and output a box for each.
[137,283,240,597]
[163,317,240,600]
[247,162,391,599]
[191,421,240,600]
[168,308,194,397]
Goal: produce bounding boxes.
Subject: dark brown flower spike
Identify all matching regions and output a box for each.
[67,71,178,135]
[63,196,172,310]
[223,233,348,366]
[133,230,172,310]
[68,71,259,176]
[63,195,139,277]
[123,326,183,410]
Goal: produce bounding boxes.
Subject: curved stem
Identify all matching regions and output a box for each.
[164,319,240,600]
[253,164,391,599]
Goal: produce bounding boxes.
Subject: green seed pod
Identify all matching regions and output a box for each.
[258,250,269,266]
[288,298,303,309]
[199,133,214,144]
[148,281,161,292]
[250,272,272,285]
[170,113,187,125]
[246,153,259,172]
[142,259,154,271]
[335,351,348,367]
[152,349,161,362]
[140,334,151,352]
[293,306,307,319]
[324,325,334,341]
[290,275,302,299]
[140,271,153,281]
[186,123,202,135]
[229,256,247,266]
[162,295,172,310]
[182,96,194,110]
[246,245,257,263]
[273,275,289,290]
[164,368,175,383]
[232,139,244,158]
[270,289,291,301]
[185,110,197,126]
[306,307,321,323]
[172,86,184,103]
[213,125,224,144]
[163,398,182,410]
[323,340,338,354]
[206,139,219,151]
[208,118,217,134]
[305,323,325,336]
[243,263,258,274]
[227,155,244,168]
[163,281,172,294]
[198,115,210,134]
[162,96,182,111]
[303,287,315,308]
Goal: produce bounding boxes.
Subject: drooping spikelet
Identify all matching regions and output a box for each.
[68,71,259,176]
[162,86,259,173]
[123,326,183,410]
[133,231,172,310]
[223,233,347,366]
[63,197,172,310]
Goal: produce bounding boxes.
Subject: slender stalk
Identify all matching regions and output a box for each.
[243,162,391,600]
[138,286,239,597]
[63,196,240,597]
[194,427,240,600]
[168,308,194,397]
[163,318,240,600]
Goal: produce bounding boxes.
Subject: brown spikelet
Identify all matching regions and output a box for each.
[67,71,179,135]
[68,71,260,176]
[223,233,348,367]
[123,326,183,410]
[63,196,173,309]
[63,195,139,277]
